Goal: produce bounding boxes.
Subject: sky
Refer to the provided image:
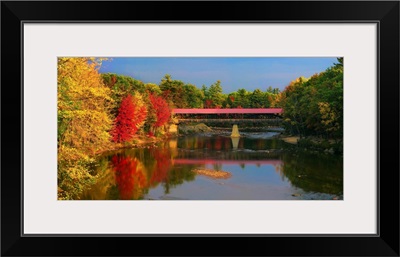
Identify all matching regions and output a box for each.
[99,57,338,93]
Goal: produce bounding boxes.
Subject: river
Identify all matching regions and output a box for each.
[80,131,343,200]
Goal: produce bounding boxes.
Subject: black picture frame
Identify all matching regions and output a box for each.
[1,1,399,256]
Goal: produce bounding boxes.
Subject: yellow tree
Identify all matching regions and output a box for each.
[57,57,113,199]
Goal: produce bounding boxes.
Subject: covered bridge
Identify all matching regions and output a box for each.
[172,108,283,115]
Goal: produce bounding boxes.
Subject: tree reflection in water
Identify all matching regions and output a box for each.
[81,146,197,200]
[111,155,147,200]
[148,149,171,186]
[80,135,342,200]
[280,152,343,196]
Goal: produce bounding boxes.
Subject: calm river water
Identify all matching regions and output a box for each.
[80,132,343,200]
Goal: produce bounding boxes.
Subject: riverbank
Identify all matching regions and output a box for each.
[95,133,173,156]
[178,123,213,135]
[276,134,343,155]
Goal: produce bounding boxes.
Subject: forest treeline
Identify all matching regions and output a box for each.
[279,58,343,139]
[57,57,343,199]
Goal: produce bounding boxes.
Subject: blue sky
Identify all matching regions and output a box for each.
[99,57,338,93]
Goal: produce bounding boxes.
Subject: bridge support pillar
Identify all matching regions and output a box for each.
[231,124,240,138]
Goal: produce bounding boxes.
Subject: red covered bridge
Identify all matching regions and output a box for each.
[171,108,283,125]
[172,108,283,115]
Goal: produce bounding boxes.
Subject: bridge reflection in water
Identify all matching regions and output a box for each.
[174,159,283,166]
[173,135,284,174]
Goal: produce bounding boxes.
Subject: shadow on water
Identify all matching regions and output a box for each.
[80,133,343,200]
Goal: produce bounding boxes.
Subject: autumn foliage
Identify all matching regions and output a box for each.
[111,95,147,143]
[149,93,171,127]
[57,57,113,199]
[58,57,113,159]
[111,95,135,143]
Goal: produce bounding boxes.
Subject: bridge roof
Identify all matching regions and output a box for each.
[172,108,283,114]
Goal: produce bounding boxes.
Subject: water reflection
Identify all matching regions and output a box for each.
[231,137,239,149]
[280,152,343,195]
[80,134,343,200]
[110,155,147,200]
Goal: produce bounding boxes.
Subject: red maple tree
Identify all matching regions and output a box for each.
[111,95,146,143]
[149,93,170,127]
